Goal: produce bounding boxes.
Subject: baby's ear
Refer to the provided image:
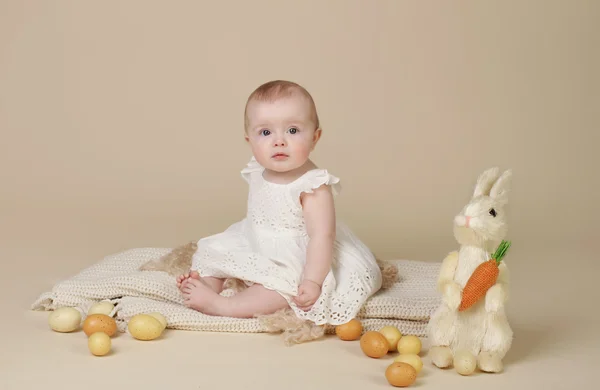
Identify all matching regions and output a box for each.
[311,128,322,149]
[473,167,500,198]
[313,128,322,142]
[490,169,512,204]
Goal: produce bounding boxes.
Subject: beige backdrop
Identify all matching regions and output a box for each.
[1,1,598,388]
[1,1,597,262]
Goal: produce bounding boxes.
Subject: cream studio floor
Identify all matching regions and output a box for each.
[1,218,596,390]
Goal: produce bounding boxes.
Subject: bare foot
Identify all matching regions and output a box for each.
[180,278,223,315]
[176,271,200,292]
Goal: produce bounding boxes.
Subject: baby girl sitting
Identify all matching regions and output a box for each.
[177,80,382,326]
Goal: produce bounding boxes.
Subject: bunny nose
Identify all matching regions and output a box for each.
[454,215,471,227]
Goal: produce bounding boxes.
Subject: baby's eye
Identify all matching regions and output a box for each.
[261,129,271,136]
[288,127,298,134]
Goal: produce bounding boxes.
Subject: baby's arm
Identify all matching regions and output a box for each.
[300,184,336,286]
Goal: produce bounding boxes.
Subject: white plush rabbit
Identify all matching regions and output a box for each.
[427,167,513,373]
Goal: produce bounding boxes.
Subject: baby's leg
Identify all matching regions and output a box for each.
[177,271,225,294]
[181,280,289,318]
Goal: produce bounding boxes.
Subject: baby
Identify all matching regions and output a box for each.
[177,80,382,325]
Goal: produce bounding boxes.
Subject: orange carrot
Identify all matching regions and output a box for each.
[458,240,511,312]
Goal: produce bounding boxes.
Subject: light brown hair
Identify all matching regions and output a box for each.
[244,80,320,131]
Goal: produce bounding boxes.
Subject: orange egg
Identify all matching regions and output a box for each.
[385,362,417,387]
[360,331,389,358]
[335,319,363,341]
[83,314,117,337]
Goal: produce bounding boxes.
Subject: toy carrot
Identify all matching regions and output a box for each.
[458,240,511,312]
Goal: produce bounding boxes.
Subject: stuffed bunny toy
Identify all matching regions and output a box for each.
[427,167,513,373]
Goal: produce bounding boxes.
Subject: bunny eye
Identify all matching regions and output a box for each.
[489,208,497,217]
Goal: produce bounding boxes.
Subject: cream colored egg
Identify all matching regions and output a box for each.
[88,331,111,356]
[394,353,423,374]
[88,301,114,316]
[48,307,82,333]
[454,350,477,376]
[146,312,167,331]
[379,326,402,352]
[127,314,164,341]
[397,335,422,355]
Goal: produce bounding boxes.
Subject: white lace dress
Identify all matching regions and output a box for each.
[191,157,382,325]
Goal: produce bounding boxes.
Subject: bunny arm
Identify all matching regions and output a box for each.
[437,251,462,310]
[485,262,509,313]
[437,251,458,290]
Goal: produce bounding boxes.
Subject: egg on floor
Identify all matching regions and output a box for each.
[87,301,115,316]
[397,335,422,355]
[83,314,117,337]
[127,314,164,341]
[454,350,477,376]
[360,331,389,358]
[393,353,423,374]
[48,307,82,333]
[88,332,112,356]
[385,362,417,387]
[335,318,363,341]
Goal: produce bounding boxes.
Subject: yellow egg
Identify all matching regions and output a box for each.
[454,350,477,375]
[379,326,402,351]
[394,353,423,374]
[397,335,422,355]
[88,301,114,316]
[48,307,82,333]
[146,312,168,331]
[127,314,164,341]
[88,332,111,356]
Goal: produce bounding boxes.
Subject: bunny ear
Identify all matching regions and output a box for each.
[490,169,512,204]
[472,167,501,198]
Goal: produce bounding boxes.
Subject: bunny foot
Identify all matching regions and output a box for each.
[477,351,504,373]
[430,346,454,368]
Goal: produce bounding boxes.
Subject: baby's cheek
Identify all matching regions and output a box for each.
[292,141,313,157]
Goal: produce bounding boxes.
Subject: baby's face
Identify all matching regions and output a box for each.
[245,94,320,173]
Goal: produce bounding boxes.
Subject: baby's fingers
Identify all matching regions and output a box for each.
[293,294,306,306]
[298,303,314,312]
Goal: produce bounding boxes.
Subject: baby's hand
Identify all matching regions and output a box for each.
[293,279,321,311]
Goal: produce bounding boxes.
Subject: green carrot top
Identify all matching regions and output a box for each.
[492,240,511,265]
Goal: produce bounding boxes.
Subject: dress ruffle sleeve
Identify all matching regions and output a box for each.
[291,169,342,201]
[240,156,264,182]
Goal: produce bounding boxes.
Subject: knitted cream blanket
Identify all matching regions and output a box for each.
[31,248,441,337]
